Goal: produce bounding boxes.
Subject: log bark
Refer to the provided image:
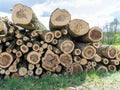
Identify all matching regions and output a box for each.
[42,50,60,72]
[116,51,120,60]
[68,19,89,37]
[12,4,46,30]
[0,52,13,68]
[27,51,41,64]
[97,45,117,59]
[76,43,96,59]
[81,27,103,42]
[60,53,73,67]
[49,8,71,30]
[58,39,74,54]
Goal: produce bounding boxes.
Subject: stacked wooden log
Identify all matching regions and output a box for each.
[0,4,119,79]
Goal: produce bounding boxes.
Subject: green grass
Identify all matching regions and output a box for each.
[0,70,117,90]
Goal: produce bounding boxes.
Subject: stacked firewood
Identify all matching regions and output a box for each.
[0,4,119,79]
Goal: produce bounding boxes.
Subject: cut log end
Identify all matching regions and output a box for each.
[89,27,103,42]
[0,52,13,68]
[12,4,32,24]
[27,51,41,64]
[20,44,29,53]
[60,54,72,67]
[108,46,117,59]
[69,19,89,37]
[16,51,22,57]
[82,45,96,59]
[79,58,87,65]
[54,30,62,38]
[92,54,101,62]
[102,58,109,65]
[116,51,120,60]
[33,44,40,51]
[19,67,27,76]
[42,50,60,72]
[45,32,54,43]
[35,67,43,75]
[50,8,71,29]
[73,49,81,55]
[108,65,116,72]
[60,40,74,54]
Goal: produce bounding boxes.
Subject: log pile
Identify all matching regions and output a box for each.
[0,4,119,79]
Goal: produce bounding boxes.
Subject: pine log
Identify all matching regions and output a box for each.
[97,45,117,59]
[27,51,41,64]
[61,29,68,36]
[42,50,60,72]
[35,67,43,75]
[60,53,73,67]
[58,39,74,54]
[116,51,120,60]
[92,42,101,49]
[54,30,62,39]
[18,67,27,76]
[16,51,22,57]
[28,64,35,70]
[96,65,108,72]
[20,44,29,53]
[92,54,101,62]
[110,60,119,65]
[11,73,20,78]
[79,58,88,65]
[27,70,34,76]
[81,27,103,42]
[49,8,71,30]
[73,56,81,63]
[0,52,13,68]
[68,19,89,37]
[101,58,109,65]
[0,20,7,37]
[8,65,17,73]
[55,65,62,73]
[39,31,54,43]
[12,4,46,30]
[72,48,81,56]
[77,43,96,59]
[108,65,116,72]
[70,63,83,75]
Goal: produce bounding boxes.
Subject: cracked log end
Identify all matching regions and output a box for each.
[0,52,13,68]
[60,40,74,54]
[60,54,72,67]
[27,51,41,64]
[69,19,89,37]
[42,50,60,72]
[50,8,71,29]
[82,45,96,59]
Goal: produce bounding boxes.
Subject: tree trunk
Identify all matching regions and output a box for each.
[68,19,89,37]
[12,4,46,30]
[49,8,71,30]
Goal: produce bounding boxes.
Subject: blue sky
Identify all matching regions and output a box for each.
[0,0,120,29]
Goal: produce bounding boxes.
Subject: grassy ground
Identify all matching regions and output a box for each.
[1,70,120,90]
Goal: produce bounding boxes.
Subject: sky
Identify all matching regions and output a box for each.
[0,0,120,29]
